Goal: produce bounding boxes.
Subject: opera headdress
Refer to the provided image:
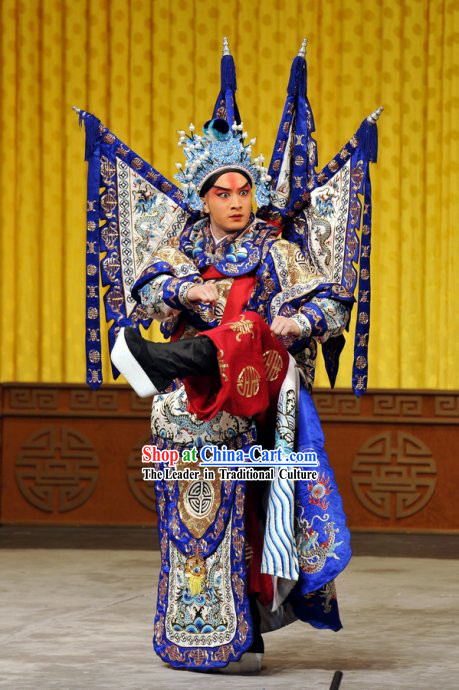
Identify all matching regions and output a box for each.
[174,117,272,211]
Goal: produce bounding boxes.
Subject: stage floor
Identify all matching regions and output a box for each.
[0,535,458,689]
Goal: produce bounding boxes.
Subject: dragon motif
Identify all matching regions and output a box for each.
[296,511,343,574]
[307,207,332,272]
[320,580,337,614]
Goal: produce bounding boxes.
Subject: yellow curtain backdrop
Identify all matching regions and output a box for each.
[0,0,457,389]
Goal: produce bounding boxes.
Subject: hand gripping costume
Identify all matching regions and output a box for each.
[76,38,381,671]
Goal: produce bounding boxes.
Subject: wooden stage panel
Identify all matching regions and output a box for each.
[0,384,458,531]
[0,384,155,526]
[315,390,459,532]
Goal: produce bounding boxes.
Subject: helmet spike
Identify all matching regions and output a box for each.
[367,106,384,124]
[298,38,307,57]
[222,36,230,56]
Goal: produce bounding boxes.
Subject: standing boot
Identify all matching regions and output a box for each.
[111,327,219,398]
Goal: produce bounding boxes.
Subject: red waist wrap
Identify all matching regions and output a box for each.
[182,266,289,421]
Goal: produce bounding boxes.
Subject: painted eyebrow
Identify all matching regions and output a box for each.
[211,182,251,191]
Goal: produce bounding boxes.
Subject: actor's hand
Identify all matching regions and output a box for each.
[270,315,301,337]
[186,283,219,306]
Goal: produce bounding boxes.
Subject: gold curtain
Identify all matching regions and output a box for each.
[0,0,457,389]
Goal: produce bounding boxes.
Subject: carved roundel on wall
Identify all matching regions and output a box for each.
[351,431,437,520]
[15,426,99,513]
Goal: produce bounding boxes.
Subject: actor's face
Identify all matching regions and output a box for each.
[202,172,252,238]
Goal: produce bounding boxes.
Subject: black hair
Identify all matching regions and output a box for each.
[199,168,253,197]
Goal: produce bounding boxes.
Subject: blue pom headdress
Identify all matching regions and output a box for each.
[174,118,272,211]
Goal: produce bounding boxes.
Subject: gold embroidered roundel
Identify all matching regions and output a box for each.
[237,366,260,398]
[184,480,214,519]
[262,349,283,382]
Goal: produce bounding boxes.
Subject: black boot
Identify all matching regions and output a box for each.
[247,594,265,655]
[111,327,219,398]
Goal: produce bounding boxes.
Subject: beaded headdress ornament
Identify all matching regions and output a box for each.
[174,117,272,211]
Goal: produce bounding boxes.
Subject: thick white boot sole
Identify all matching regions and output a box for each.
[111,328,159,398]
[218,652,263,674]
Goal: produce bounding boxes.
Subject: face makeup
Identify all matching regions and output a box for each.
[203,171,253,240]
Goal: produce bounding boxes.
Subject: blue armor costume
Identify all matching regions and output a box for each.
[76,37,381,671]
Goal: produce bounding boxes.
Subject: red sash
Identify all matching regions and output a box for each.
[184,310,288,420]
[200,266,258,323]
[171,267,257,341]
[170,266,288,421]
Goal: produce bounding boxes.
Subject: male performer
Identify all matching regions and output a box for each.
[78,37,379,674]
[111,118,353,673]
